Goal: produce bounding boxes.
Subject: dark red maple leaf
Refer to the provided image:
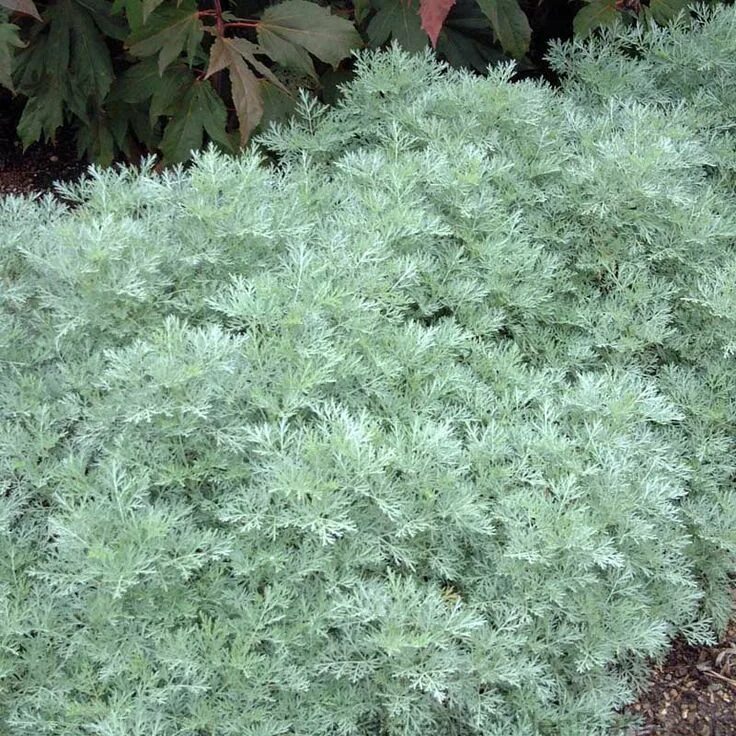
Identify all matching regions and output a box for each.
[419,0,457,48]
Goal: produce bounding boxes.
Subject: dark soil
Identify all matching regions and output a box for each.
[0,93,87,198]
[1,101,735,736]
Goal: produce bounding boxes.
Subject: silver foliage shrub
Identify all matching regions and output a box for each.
[1,5,735,734]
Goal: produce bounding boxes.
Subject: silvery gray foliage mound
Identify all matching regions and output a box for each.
[1,6,735,735]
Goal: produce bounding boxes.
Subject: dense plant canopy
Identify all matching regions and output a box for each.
[1,5,735,734]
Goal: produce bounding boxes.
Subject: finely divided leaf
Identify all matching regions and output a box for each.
[418,0,456,49]
[127,3,203,74]
[476,0,530,58]
[0,21,25,92]
[0,0,41,21]
[257,0,361,80]
[573,0,618,36]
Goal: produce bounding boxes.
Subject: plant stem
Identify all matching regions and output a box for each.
[213,0,225,35]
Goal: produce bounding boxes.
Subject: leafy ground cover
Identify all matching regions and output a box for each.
[1,6,735,735]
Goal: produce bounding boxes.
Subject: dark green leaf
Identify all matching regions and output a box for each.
[75,0,129,40]
[106,72,161,153]
[67,0,115,102]
[475,0,530,58]
[573,0,618,36]
[257,0,362,79]
[127,2,203,74]
[148,64,195,121]
[142,0,166,23]
[112,0,143,29]
[75,114,116,165]
[647,0,688,24]
[0,21,25,92]
[116,57,195,123]
[46,5,72,72]
[115,56,164,104]
[159,80,231,163]
[256,28,316,79]
[256,78,297,133]
[17,83,65,146]
[13,0,113,134]
[437,23,504,71]
[318,66,354,105]
[353,0,371,23]
[367,0,427,53]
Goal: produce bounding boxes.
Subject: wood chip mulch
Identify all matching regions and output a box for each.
[624,609,736,736]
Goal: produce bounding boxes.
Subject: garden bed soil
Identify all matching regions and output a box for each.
[0,96,86,198]
[1,118,735,736]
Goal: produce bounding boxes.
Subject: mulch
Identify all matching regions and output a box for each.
[626,613,736,735]
[1,103,735,736]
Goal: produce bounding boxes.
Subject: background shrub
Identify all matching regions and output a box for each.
[0,0,726,165]
[0,5,735,734]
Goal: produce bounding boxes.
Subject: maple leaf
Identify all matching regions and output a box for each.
[419,0,456,49]
[74,0,128,39]
[126,2,203,74]
[0,0,41,21]
[257,0,361,81]
[17,83,65,146]
[116,57,195,124]
[0,21,25,92]
[647,0,688,23]
[368,0,427,53]
[13,0,114,144]
[141,0,167,23]
[104,63,166,156]
[573,0,617,37]
[476,0,530,59]
[206,36,289,145]
[159,79,231,163]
